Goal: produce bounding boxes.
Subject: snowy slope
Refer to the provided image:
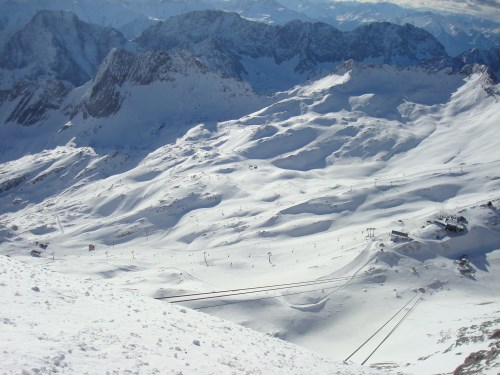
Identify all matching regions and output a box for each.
[1,63,499,373]
[70,49,265,127]
[0,48,265,156]
[0,255,377,374]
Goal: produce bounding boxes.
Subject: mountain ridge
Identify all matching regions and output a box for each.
[0,9,470,129]
[0,10,126,87]
[0,6,499,374]
[136,10,447,92]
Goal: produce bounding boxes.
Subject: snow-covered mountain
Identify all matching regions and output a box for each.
[61,48,265,149]
[283,0,500,56]
[73,49,262,121]
[0,10,126,87]
[210,0,311,24]
[0,0,155,38]
[0,79,69,126]
[458,48,500,80]
[417,47,500,83]
[0,48,264,157]
[1,0,498,55]
[136,10,446,92]
[0,0,304,39]
[1,3,500,375]
[1,61,499,373]
[0,9,454,128]
[396,12,500,56]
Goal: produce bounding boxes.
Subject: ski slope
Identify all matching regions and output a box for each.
[1,255,378,374]
[1,64,499,373]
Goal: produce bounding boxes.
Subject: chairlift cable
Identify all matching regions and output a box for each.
[193,278,355,310]
[161,275,364,303]
[361,293,425,366]
[344,293,419,362]
[155,274,364,301]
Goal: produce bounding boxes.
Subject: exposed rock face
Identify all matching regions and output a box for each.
[420,47,500,83]
[136,10,447,91]
[73,48,261,121]
[0,10,126,86]
[0,80,69,125]
[459,47,500,81]
[75,49,207,118]
[453,346,499,375]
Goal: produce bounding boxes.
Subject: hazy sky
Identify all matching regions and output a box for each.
[332,0,500,21]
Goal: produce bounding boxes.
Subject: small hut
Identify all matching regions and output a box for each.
[445,218,465,232]
[390,230,410,241]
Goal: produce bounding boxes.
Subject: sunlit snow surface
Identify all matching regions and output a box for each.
[1,64,499,374]
[1,255,383,374]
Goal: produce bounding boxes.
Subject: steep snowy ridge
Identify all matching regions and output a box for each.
[418,47,500,83]
[0,10,126,87]
[458,47,500,81]
[136,10,447,92]
[75,49,212,119]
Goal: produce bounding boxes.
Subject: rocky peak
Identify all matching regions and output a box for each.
[0,79,70,126]
[75,48,241,119]
[79,49,178,118]
[459,47,500,78]
[347,22,447,63]
[419,47,500,84]
[0,10,126,86]
[136,10,447,92]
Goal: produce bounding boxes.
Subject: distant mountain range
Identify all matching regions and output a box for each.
[135,10,447,92]
[282,0,500,56]
[0,10,125,87]
[0,9,499,129]
[0,0,498,55]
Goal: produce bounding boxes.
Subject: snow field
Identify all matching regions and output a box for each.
[1,64,499,373]
[1,255,379,374]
